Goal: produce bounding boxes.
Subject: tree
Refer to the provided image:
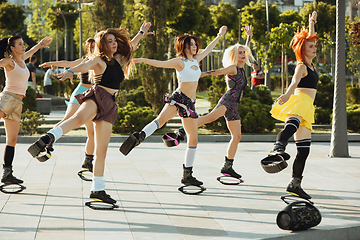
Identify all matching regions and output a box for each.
[169,0,211,36]
[346,17,360,86]
[299,1,336,37]
[26,0,53,42]
[209,2,239,44]
[268,22,298,92]
[89,0,125,31]
[137,0,169,112]
[330,0,349,157]
[241,0,280,42]
[279,9,302,25]
[0,2,25,36]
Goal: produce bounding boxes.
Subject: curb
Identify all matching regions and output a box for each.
[5,134,360,144]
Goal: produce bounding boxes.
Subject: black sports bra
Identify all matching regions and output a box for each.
[297,64,318,89]
[93,60,124,90]
[80,72,91,84]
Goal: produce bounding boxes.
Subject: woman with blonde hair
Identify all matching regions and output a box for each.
[268,12,318,200]
[28,26,148,204]
[120,26,227,190]
[184,26,254,181]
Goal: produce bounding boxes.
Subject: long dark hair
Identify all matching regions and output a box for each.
[0,35,22,59]
[94,28,133,78]
[175,34,202,59]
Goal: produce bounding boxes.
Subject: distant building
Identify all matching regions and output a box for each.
[7,0,32,20]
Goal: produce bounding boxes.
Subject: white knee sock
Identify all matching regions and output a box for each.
[184,146,197,167]
[142,120,159,138]
[91,176,105,191]
[48,126,63,143]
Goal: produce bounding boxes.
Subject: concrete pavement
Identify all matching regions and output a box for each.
[0,141,359,240]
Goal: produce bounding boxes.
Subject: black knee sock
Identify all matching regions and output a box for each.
[4,145,15,167]
[276,117,300,142]
[292,139,311,178]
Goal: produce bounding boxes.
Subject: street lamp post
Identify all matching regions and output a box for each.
[264,0,271,90]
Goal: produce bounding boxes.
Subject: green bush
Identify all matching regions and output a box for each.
[23,87,37,112]
[116,86,151,108]
[207,75,226,106]
[239,97,275,133]
[347,104,360,132]
[270,75,281,91]
[346,86,360,104]
[113,101,157,134]
[314,106,331,124]
[314,74,334,109]
[201,97,275,133]
[243,85,258,101]
[254,85,273,105]
[198,75,212,91]
[20,109,44,135]
[120,77,142,91]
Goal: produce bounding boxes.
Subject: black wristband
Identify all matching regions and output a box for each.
[139,30,144,36]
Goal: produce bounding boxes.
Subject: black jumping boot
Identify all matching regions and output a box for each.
[286,176,312,200]
[82,154,94,172]
[175,127,186,141]
[120,131,146,156]
[89,190,116,204]
[181,164,203,186]
[1,165,23,184]
[27,133,55,158]
[269,141,288,156]
[221,157,242,179]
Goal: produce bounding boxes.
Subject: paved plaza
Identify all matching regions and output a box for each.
[0,140,359,240]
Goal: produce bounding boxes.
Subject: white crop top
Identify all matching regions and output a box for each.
[176,58,201,83]
[3,59,30,96]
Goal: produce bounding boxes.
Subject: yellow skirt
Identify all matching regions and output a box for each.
[270,92,315,131]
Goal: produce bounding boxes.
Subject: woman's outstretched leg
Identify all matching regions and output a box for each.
[28,100,97,159]
[120,104,177,155]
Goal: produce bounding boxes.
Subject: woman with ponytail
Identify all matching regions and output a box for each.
[0,35,51,185]
[268,11,319,200]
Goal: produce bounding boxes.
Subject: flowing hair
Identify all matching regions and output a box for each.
[290,27,318,67]
[93,28,134,78]
[222,43,254,68]
[83,38,95,59]
[175,34,202,59]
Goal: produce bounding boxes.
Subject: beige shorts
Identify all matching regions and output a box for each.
[0,91,23,122]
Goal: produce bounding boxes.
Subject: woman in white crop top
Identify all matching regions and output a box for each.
[0,35,51,185]
[120,26,227,191]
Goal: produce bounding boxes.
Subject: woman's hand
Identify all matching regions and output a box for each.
[277,93,290,105]
[57,70,74,84]
[218,26,227,37]
[39,62,50,68]
[140,22,153,35]
[40,37,52,48]
[309,11,317,24]
[244,25,253,37]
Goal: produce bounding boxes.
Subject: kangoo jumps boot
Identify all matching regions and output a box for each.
[269,141,288,156]
[181,164,203,186]
[90,190,116,204]
[175,127,186,141]
[286,176,312,200]
[82,154,94,172]
[221,157,242,179]
[27,133,55,158]
[1,165,23,184]
[120,131,146,156]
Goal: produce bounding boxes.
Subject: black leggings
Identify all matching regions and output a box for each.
[292,139,311,178]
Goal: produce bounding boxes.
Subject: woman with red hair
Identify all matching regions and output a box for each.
[269,11,318,200]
